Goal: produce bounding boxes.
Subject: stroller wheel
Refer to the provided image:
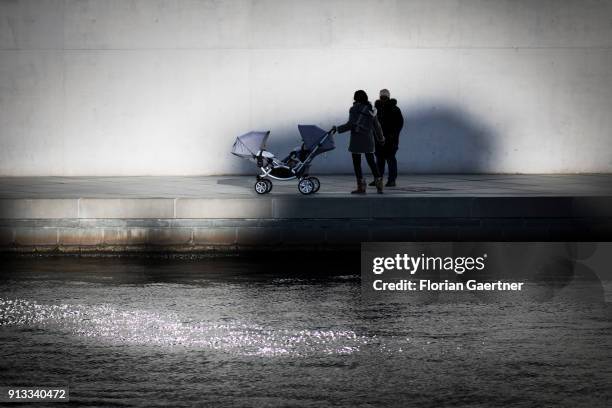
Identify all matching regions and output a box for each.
[298,178,315,195]
[263,179,273,193]
[308,176,320,193]
[254,180,269,194]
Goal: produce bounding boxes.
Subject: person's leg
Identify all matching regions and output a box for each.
[376,151,386,177]
[371,151,385,186]
[387,150,398,185]
[351,153,366,194]
[352,153,363,181]
[365,153,383,193]
[364,153,380,178]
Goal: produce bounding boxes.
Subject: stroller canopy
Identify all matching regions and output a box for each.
[231,131,270,158]
[298,125,335,153]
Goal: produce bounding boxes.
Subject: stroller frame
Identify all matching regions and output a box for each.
[257,128,334,180]
[232,126,336,195]
[254,128,336,195]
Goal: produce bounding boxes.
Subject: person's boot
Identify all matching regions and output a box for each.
[351,179,367,194]
[385,180,396,187]
[375,177,384,194]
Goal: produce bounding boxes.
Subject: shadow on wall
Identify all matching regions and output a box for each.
[228,103,496,175]
[398,105,496,174]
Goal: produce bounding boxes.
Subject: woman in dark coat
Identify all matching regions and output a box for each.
[335,90,385,194]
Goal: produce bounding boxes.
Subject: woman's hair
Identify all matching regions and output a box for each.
[353,90,369,104]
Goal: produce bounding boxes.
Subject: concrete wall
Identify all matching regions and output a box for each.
[1,0,611,176]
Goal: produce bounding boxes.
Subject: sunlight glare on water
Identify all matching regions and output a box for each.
[0,297,370,357]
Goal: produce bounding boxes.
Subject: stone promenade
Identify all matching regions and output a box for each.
[0,174,610,252]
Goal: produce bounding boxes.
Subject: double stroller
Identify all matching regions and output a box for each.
[231,125,336,195]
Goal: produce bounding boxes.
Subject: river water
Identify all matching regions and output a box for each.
[0,256,610,407]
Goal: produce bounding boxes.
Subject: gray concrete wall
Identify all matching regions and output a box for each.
[1,0,611,175]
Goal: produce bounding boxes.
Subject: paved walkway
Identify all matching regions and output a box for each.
[0,174,610,251]
[0,174,611,199]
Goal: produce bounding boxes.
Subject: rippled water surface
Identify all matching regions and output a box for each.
[0,256,611,407]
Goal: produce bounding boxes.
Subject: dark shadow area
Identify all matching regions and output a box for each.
[393,186,452,192]
[398,105,495,173]
[0,251,362,286]
[217,178,454,192]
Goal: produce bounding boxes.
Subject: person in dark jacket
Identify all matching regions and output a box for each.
[335,90,385,194]
[372,89,404,187]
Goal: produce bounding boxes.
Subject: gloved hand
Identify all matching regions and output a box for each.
[331,125,337,132]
